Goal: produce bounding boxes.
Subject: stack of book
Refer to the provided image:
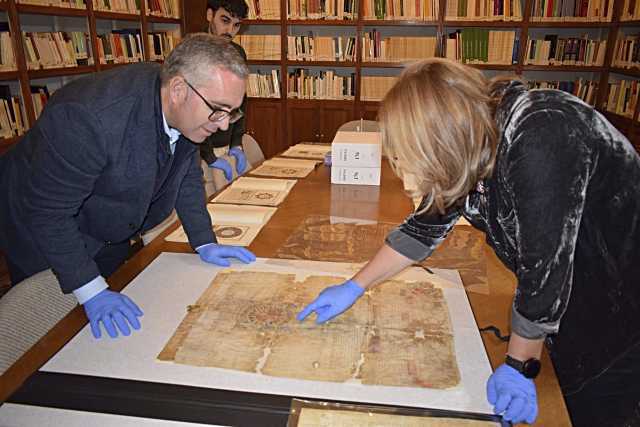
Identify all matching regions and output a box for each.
[247,0,281,18]
[93,0,139,13]
[445,29,518,65]
[330,130,382,186]
[524,35,606,66]
[0,86,25,139]
[96,29,144,64]
[146,0,180,18]
[362,32,438,62]
[247,70,281,98]
[23,32,92,70]
[362,0,439,19]
[234,35,280,60]
[287,35,356,62]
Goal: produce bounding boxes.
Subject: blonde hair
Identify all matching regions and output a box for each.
[380,58,501,215]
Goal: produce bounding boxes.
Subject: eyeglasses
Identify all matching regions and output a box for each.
[184,80,244,124]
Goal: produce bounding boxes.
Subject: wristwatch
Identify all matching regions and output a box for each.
[505,355,541,379]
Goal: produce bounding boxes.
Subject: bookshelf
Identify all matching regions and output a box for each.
[0,0,184,155]
[183,0,640,156]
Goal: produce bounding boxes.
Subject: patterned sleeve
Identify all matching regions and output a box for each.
[385,198,461,261]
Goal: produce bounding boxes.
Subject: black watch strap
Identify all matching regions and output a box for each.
[505,355,541,379]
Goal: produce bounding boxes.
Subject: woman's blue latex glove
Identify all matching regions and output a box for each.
[83,289,143,339]
[229,147,247,175]
[196,243,256,266]
[487,364,538,424]
[209,157,233,181]
[297,280,365,324]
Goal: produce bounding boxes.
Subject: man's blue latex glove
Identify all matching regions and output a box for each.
[487,364,538,424]
[297,279,365,324]
[83,289,143,339]
[209,157,233,181]
[229,146,247,175]
[196,243,256,266]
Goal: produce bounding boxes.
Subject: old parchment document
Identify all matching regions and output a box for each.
[296,408,498,426]
[158,270,460,389]
[275,215,488,293]
[282,143,331,160]
[212,176,297,206]
[250,158,320,178]
[165,204,276,246]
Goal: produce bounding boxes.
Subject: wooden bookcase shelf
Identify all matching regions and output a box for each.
[16,4,89,16]
[93,10,141,21]
[0,0,185,151]
[231,0,640,152]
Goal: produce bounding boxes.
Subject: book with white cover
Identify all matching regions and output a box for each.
[165,204,277,246]
[212,176,297,206]
[331,131,382,168]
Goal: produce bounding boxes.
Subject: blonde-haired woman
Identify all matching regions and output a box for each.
[297,58,640,426]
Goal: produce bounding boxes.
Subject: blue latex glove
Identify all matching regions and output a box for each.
[487,364,538,424]
[83,289,143,339]
[196,243,256,266]
[229,146,247,175]
[209,157,233,181]
[297,280,365,324]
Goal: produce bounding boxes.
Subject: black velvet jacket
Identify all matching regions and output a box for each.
[385,81,640,393]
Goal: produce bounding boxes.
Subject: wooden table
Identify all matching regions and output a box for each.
[0,161,571,426]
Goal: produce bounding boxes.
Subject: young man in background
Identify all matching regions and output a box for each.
[201,0,249,181]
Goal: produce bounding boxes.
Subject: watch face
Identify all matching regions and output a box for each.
[523,358,541,379]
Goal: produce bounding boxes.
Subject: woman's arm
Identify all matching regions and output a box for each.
[352,243,415,289]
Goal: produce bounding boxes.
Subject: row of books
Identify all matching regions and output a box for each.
[247,70,281,98]
[621,0,640,20]
[23,31,92,70]
[360,75,396,100]
[527,78,598,105]
[362,32,437,62]
[93,0,139,13]
[235,35,280,60]
[445,29,518,65]
[524,36,607,66]
[287,0,358,19]
[529,0,613,21]
[16,0,85,8]
[247,0,281,19]
[446,0,522,20]
[362,0,439,19]
[287,35,356,61]
[0,32,16,71]
[31,84,50,119]
[605,79,640,119]
[146,0,180,18]
[96,30,143,64]
[287,68,355,99]
[0,86,26,139]
[148,31,180,61]
[612,34,640,69]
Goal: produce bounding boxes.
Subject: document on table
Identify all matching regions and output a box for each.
[211,176,297,207]
[165,204,277,246]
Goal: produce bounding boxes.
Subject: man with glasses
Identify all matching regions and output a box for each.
[0,34,256,340]
[200,0,249,181]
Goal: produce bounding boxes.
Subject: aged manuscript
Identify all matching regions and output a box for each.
[275,215,488,292]
[250,158,320,178]
[296,408,499,426]
[158,270,460,389]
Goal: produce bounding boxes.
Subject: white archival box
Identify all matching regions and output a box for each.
[331,131,382,186]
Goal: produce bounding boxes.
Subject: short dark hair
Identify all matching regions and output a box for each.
[161,33,248,86]
[207,0,249,19]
